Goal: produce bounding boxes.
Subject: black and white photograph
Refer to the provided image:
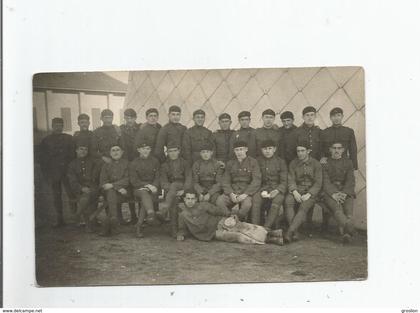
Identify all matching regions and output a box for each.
[33,67,367,286]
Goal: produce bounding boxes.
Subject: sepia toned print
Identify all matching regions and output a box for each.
[33,67,366,286]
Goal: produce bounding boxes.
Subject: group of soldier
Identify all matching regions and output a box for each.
[38,103,359,244]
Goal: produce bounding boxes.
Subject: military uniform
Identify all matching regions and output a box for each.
[91,125,122,160]
[67,156,100,225]
[321,125,358,170]
[154,122,187,162]
[216,156,262,221]
[278,125,297,164]
[284,156,322,236]
[129,155,160,228]
[254,126,281,157]
[192,159,223,204]
[252,155,288,229]
[212,129,234,164]
[134,122,162,152]
[73,130,94,156]
[320,157,356,234]
[120,123,141,161]
[287,124,322,161]
[229,127,257,158]
[182,125,213,166]
[39,132,76,225]
[160,157,192,235]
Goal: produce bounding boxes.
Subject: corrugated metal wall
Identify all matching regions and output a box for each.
[124,67,366,229]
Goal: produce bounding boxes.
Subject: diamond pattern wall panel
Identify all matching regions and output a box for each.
[124,66,366,229]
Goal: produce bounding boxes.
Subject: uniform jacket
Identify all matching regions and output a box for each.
[322,157,355,197]
[212,129,234,163]
[255,126,281,157]
[288,156,323,196]
[99,158,130,190]
[154,122,187,162]
[257,155,288,193]
[160,157,192,190]
[321,125,358,170]
[120,123,141,161]
[129,155,160,189]
[134,122,162,151]
[192,159,223,196]
[229,127,257,158]
[73,130,94,155]
[288,123,322,160]
[278,124,297,164]
[91,125,121,159]
[222,156,262,196]
[182,125,213,165]
[67,157,99,195]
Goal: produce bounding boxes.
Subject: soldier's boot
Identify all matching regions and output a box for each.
[321,210,331,234]
[266,236,284,246]
[284,230,292,244]
[85,219,94,233]
[268,229,283,238]
[135,223,144,238]
[128,202,138,225]
[53,210,65,228]
[118,205,129,226]
[99,218,111,237]
[110,217,121,235]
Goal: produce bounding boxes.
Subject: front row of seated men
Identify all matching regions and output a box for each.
[66,131,357,244]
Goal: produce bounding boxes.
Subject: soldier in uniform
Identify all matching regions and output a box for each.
[154,105,187,163]
[278,111,297,164]
[192,142,223,205]
[159,143,192,237]
[39,117,76,227]
[255,109,281,157]
[73,113,94,156]
[134,108,161,152]
[129,139,161,238]
[284,142,323,243]
[229,111,257,158]
[211,113,234,169]
[251,139,288,230]
[319,141,357,243]
[320,107,358,170]
[67,138,100,231]
[216,141,262,221]
[99,144,130,236]
[120,108,142,224]
[182,109,213,166]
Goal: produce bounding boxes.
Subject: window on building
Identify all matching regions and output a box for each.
[92,108,101,130]
[61,107,72,132]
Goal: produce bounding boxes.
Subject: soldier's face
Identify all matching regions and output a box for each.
[303,112,316,126]
[330,113,343,125]
[262,115,275,127]
[169,112,181,123]
[52,122,64,133]
[124,115,137,127]
[78,119,90,131]
[219,118,232,130]
[76,146,89,158]
[147,113,159,124]
[101,116,113,126]
[137,146,151,158]
[184,193,197,208]
[110,146,123,160]
[329,143,344,159]
[167,148,180,160]
[200,150,213,161]
[239,117,251,128]
[194,114,205,126]
[296,146,310,160]
[281,118,294,129]
[262,146,276,158]
[234,146,248,159]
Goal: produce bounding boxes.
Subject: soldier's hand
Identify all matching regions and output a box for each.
[236,194,248,202]
[216,160,225,169]
[102,156,112,164]
[301,193,311,201]
[293,190,302,203]
[103,183,113,190]
[230,193,238,203]
[269,189,280,199]
[81,187,91,194]
[320,157,328,165]
[203,193,211,202]
[118,188,127,195]
[337,192,347,203]
[176,190,184,197]
[146,184,158,194]
[332,193,341,203]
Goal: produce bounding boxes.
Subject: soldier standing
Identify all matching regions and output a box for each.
[39,118,76,227]
[134,108,161,152]
[73,113,94,156]
[154,105,187,163]
[278,111,297,164]
[229,111,257,158]
[212,113,234,169]
[254,109,281,157]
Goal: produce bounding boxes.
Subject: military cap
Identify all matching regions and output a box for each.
[296,141,311,150]
[280,111,294,120]
[238,111,251,119]
[77,113,90,121]
[193,109,206,117]
[200,141,214,151]
[169,105,181,113]
[101,109,114,117]
[262,109,275,117]
[260,139,276,149]
[218,113,231,120]
[136,138,152,148]
[146,108,159,116]
[330,107,344,116]
[52,117,64,124]
[302,106,316,115]
[166,142,180,150]
[233,140,248,148]
[109,143,123,150]
[124,108,137,118]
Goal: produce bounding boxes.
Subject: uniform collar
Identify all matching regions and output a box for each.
[301,123,316,129]
[297,156,312,166]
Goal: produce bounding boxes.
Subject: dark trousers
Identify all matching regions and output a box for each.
[251,192,284,229]
[163,182,184,235]
[320,195,354,230]
[76,189,98,222]
[134,189,158,226]
[216,194,252,221]
[104,189,125,223]
[284,193,316,233]
[49,176,75,224]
